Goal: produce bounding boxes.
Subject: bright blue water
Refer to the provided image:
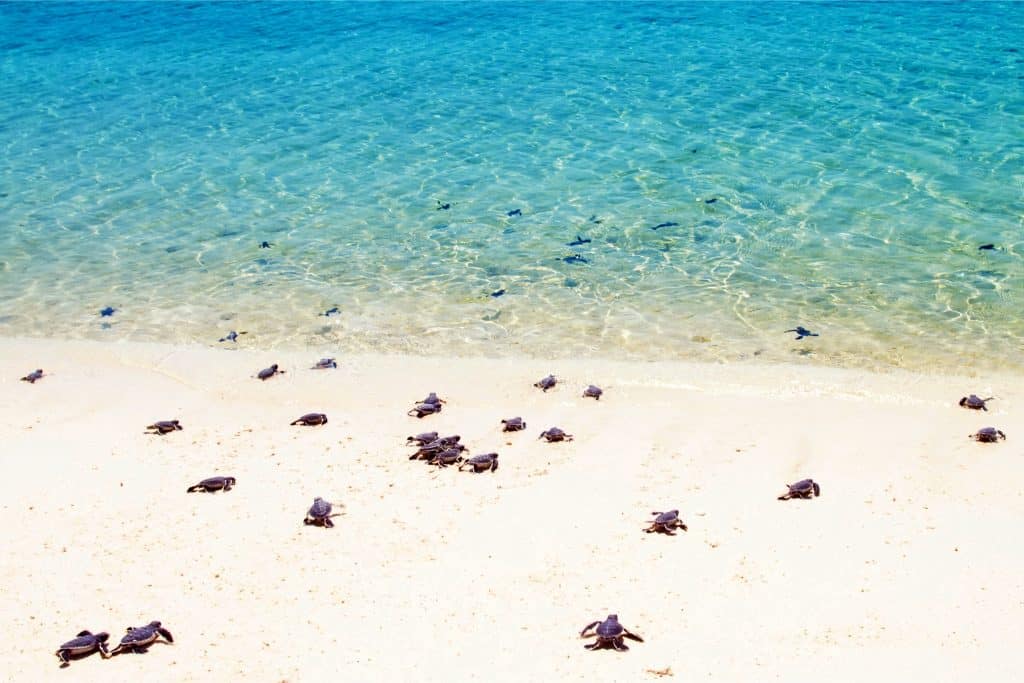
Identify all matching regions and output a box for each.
[1,1,1022,371]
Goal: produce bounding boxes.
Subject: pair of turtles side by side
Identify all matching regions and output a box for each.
[580,615,643,652]
[187,476,236,493]
[145,420,182,435]
[539,427,573,443]
[501,417,526,432]
[459,452,499,472]
[778,479,821,500]
[959,394,994,411]
[21,368,44,384]
[55,630,109,666]
[304,497,339,527]
[108,621,173,656]
[970,427,1006,442]
[291,413,328,426]
[644,510,687,534]
[409,392,445,418]
[257,364,284,380]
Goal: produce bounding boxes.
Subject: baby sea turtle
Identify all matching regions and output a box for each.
[784,326,819,340]
[420,392,445,406]
[319,306,340,317]
[959,394,994,411]
[145,420,182,435]
[259,241,273,249]
[534,374,557,392]
[539,427,573,442]
[778,479,821,500]
[459,452,499,472]
[437,200,451,210]
[507,208,522,217]
[99,306,117,317]
[580,614,644,652]
[567,235,592,246]
[649,221,679,231]
[304,497,337,527]
[257,363,284,380]
[311,358,337,369]
[406,431,439,446]
[644,510,687,534]
[187,476,236,493]
[55,630,109,666]
[108,621,173,656]
[970,427,1006,442]
[428,448,465,468]
[583,385,603,400]
[408,402,442,418]
[219,330,247,343]
[21,369,44,383]
[411,441,467,461]
[291,413,328,426]
[563,254,589,264]
[501,417,526,432]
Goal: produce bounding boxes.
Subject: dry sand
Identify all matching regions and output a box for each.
[1,336,1022,682]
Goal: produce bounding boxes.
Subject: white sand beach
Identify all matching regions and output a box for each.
[2,337,1022,682]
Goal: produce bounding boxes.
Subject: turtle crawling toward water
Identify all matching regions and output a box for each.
[21,369,44,384]
[778,479,821,500]
[645,510,687,534]
[291,413,328,426]
[539,427,573,442]
[55,630,109,666]
[187,476,236,493]
[534,374,557,392]
[428,448,465,468]
[970,427,1006,443]
[145,420,182,435]
[411,440,466,461]
[580,614,644,652]
[408,402,442,418]
[501,417,526,432]
[109,621,173,656]
[407,431,439,446]
[312,358,337,369]
[460,452,499,472]
[256,363,284,380]
[304,497,338,527]
[583,385,603,400]
[959,394,994,411]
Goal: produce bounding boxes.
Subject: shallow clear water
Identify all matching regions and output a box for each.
[1,1,1022,372]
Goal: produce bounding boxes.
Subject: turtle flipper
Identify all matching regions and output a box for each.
[157,627,174,643]
[580,621,601,637]
[812,482,821,496]
[611,637,630,651]
[623,629,644,642]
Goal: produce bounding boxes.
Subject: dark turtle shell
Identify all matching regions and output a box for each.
[21,369,44,383]
[291,413,328,426]
[539,427,572,442]
[59,630,109,653]
[407,431,439,446]
[534,374,557,391]
[257,364,280,380]
[595,615,624,638]
[308,497,332,518]
[583,385,603,399]
[653,510,679,525]
[312,358,337,369]
[501,417,526,431]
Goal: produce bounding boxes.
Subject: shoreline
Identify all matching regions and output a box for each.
[2,336,1022,681]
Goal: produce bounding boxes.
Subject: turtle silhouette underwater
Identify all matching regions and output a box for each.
[784,326,818,340]
[970,427,1006,443]
[778,479,821,500]
[580,614,644,652]
[20,369,44,384]
[534,374,557,392]
[959,394,994,411]
[218,330,247,343]
[99,306,117,317]
[582,385,603,400]
[291,413,328,426]
[304,497,339,527]
[145,420,182,435]
[539,427,573,442]
[459,452,499,472]
[55,630,110,666]
[257,364,284,380]
[501,417,526,432]
[108,621,173,656]
[644,510,687,534]
[187,476,236,493]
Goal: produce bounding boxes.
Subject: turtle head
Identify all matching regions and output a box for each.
[607,614,618,622]
[95,632,110,643]
[147,621,162,628]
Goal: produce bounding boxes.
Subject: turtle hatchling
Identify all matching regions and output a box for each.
[312,358,337,369]
[291,412,328,426]
[411,440,466,461]
[778,478,821,500]
[970,427,1006,442]
[959,394,994,411]
[304,497,337,527]
[145,420,182,435]
[109,621,173,656]
[406,431,439,446]
[21,369,44,384]
[408,402,442,418]
[580,614,644,652]
[583,385,603,400]
[534,374,557,392]
[428,448,465,468]
[501,417,526,432]
[187,476,236,493]
[539,427,573,442]
[55,630,109,666]
[420,392,445,406]
[459,452,499,472]
[645,509,688,534]
[257,363,283,380]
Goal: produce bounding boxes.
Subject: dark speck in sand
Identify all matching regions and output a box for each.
[564,254,589,265]
[978,244,996,251]
[507,209,522,217]
[100,306,116,317]
[490,289,506,298]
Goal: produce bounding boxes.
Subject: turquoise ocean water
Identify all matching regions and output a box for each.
[1,1,1022,372]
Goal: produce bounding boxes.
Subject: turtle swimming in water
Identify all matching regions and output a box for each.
[539,427,573,442]
[784,326,819,340]
[291,412,328,426]
[582,385,603,400]
[55,630,110,666]
[145,420,182,435]
[311,358,337,369]
[778,479,821,500]
[644,510,687,534]
[99,306,117,317]
[580,614,644,652]
[459,452,499,472]
[534,374,557,392]
[20,369,44,384]
[304,497,338,527]
[108,621,173,656]
[959,394,994,411]
[257,363,284,380]
[187,476,236,493]
[970,427,1006,442]
[501,417,526,432]
[218,330,247,343]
